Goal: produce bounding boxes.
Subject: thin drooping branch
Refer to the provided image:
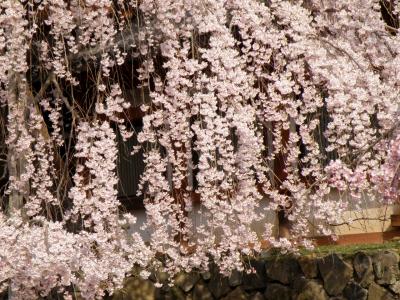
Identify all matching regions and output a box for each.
[0,0,399,298]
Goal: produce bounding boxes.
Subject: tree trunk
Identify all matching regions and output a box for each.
[7,153,25,212]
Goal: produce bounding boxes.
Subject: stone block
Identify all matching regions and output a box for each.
[318,253,353,296]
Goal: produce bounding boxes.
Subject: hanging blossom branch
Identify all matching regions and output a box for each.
[0,0,399,298]
[372,131,400,204]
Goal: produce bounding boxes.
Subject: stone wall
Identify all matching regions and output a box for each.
[113,249,400,300]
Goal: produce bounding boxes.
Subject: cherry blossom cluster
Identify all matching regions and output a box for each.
[0,0,399,298]
[95,84,133,140]
[136,0,400,257]
[372,131,400,204]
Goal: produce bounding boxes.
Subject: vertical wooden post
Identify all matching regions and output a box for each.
[7,74,28,215]
[271,122,292,239]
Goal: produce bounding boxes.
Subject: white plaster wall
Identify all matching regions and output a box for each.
[128,191,396,241]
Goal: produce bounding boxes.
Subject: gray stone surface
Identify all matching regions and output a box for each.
[175,272,200,292]
[266,257,301,285]
[343,282,368,300]
[222,287,249,300]
[318,253,353,296]
[353,252,374,288]
[292,276,309,293]
[295,280,329,300]
[243,259,267,290]
[114,277,156,300]
[150,268,170,286]
[264,283,291,300]
[201,271,211,281]
[192,281,213,300]
[368,282,395,300]
[229,270,243,287]
[389,281,400,295]
[299,255,319,278]
[373,251,400,285]
[116,249,400,300]
[168,287,186,300]
[208,273,231,299]
[250,292,265,300]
